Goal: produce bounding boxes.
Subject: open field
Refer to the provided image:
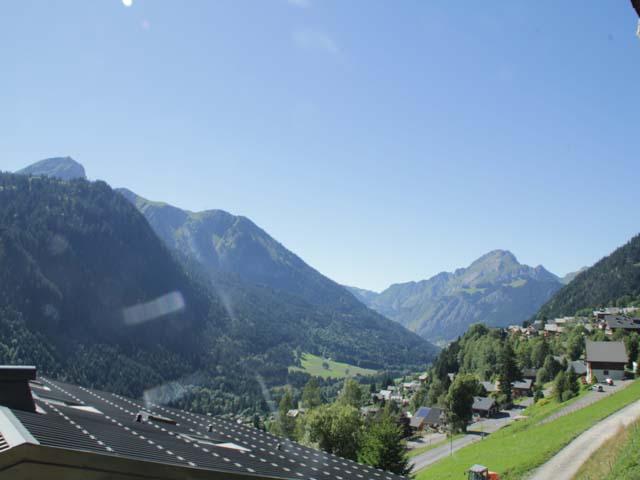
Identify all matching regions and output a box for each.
[288,353,377,379]
[417,380,640,480]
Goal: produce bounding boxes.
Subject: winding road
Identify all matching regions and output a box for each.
[528,397,640,480]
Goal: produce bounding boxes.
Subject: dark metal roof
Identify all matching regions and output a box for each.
[472,397,496,412]
[6,377,406,480]
[568,360,587,376]
[412,407,443,425]
[512,379,532,390]
[585,341,628,364]
[605,316,640,330]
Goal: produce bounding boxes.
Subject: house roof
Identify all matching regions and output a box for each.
[568,360,587,376]
[472,397,496,412]
[585,341,628,364]
[604,316,640,330]
[0,376,406,480]
[512,379,532,390]
[480,381,497,393]
[413,407,444,425]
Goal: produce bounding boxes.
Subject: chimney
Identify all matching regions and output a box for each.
[0,366,37,412]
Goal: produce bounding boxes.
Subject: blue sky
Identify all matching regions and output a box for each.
[1,1,639,291]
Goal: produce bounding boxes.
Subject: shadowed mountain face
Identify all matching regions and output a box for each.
[116,187,438,364]
[11,157,437,378]
[15,157,86,180]
[117,188,355,307]
[348,250,563,343]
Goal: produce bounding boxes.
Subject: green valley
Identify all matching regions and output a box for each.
[289,353,377,379]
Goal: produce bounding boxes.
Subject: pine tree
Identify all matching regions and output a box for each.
[301,378,322,409]
[358,410,412,475]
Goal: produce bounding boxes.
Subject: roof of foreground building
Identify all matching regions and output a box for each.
[0,366,406,480]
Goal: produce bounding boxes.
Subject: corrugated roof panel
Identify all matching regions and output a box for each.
[0,432,9,453]
[15,378,408,480]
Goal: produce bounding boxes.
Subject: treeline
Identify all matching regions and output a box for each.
[266,377,412,476]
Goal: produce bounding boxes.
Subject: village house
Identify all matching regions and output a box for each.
[480,381,497,394]
[568,360,588,379]
[511,379,533,398]
[286,408,305,418]
[402,381,421,394]
[409,406,445,431]
[586,340,628,383]
[603,316,640,335]
[472,396,498,418]
[594,307,623,319]
[544,322,564,335]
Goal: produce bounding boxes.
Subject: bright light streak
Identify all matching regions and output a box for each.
[122,291,185,326]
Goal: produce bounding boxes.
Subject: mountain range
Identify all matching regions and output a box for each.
[5,157,437,411]
[348,250,565,343]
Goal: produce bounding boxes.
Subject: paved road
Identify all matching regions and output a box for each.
[409,404,528,471]
[537,380,631,426]
[406,432,446,450]
[528,398,640,480]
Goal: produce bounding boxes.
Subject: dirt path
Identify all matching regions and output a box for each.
[528,399,640,480]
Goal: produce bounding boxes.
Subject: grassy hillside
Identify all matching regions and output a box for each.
[289,353,377,379]
[536,233,640,319]
[417,380,640,480]
[574,418,640,479]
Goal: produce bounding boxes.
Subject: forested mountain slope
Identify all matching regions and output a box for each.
[116,187,438,362]
[535,233,640,319]
[4,166,436,414]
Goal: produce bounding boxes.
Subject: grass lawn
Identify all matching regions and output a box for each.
[407,434,464,459]
[417,380,640,480]
[288,353,377,379]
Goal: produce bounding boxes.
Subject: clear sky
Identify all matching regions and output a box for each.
[1,1,639,291]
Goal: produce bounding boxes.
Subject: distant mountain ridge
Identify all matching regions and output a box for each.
[16,156,86,180]
[117,188,357,307]
[561,267,589,285]
[348,250,563,342]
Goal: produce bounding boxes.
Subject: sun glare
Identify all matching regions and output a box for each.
[122,0,133,7]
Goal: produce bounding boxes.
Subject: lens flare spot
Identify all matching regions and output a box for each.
[122,0,133,7]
